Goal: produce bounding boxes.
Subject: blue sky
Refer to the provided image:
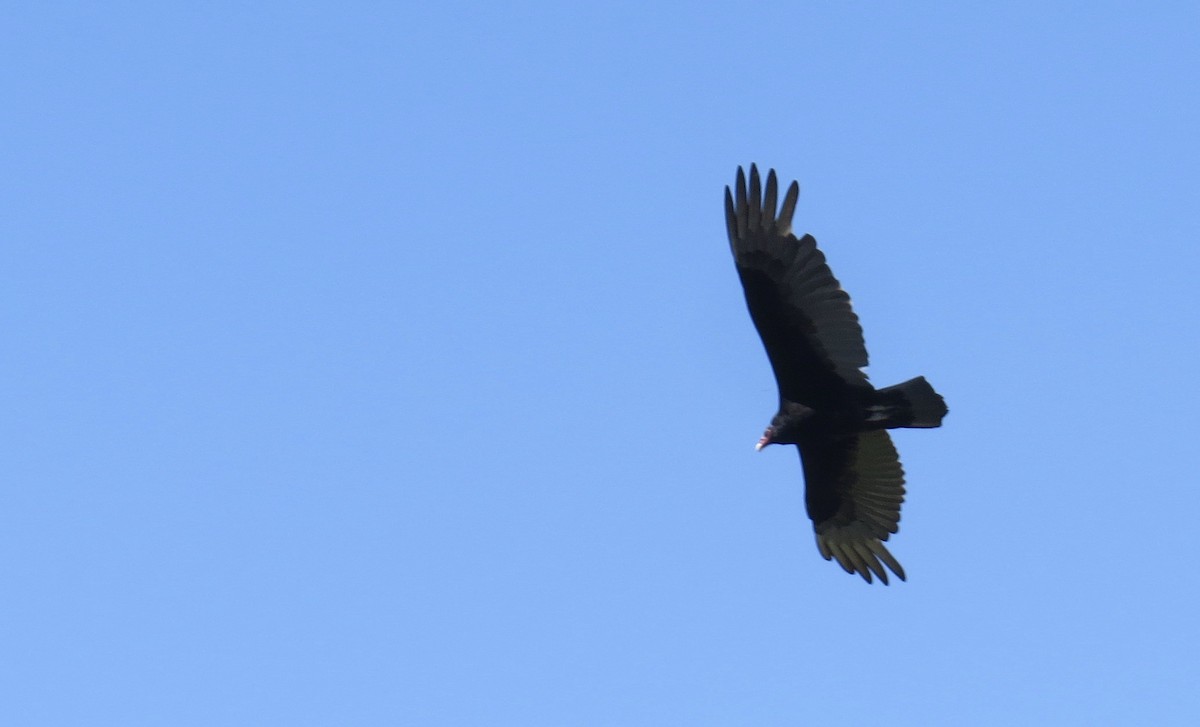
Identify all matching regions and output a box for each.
[4,2,1199,724]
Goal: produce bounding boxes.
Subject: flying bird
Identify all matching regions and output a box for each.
[725,164,947,584]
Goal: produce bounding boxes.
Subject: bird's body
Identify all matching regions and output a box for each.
[725,165,947,584]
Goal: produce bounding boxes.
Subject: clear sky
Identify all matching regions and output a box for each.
[4,2,1198,725]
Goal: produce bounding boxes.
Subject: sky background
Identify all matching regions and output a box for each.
[3,2,1199,725]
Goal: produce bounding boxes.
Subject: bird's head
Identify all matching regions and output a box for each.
[755,404,815,450]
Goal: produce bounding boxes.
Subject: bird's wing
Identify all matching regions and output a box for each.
[799,430,906,584]
[725,165,869,403]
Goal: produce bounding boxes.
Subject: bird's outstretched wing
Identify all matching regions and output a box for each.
[725,165,869,404]
[799,430,906,584]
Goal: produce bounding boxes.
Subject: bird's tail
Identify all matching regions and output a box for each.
[868,376,948,429]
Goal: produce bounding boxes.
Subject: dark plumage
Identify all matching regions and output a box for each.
[725,164,947,584]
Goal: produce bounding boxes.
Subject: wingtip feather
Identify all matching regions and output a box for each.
[734,167,749,238]
[748,165,762,228]
[763,169,778,228]
[723,186,736,243]
[777,181,799,235]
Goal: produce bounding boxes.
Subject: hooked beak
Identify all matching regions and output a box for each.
[755,435,769,452]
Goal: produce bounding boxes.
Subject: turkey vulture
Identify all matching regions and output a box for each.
[725,164,947,584]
